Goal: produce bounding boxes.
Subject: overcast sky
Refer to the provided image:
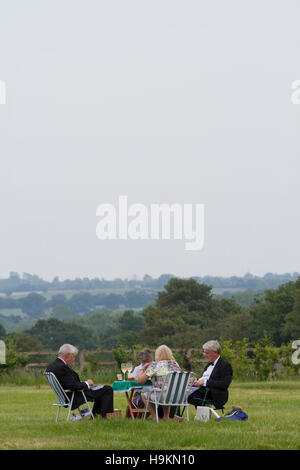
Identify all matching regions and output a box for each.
[0,0,299,281]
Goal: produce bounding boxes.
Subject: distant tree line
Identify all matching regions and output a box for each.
[1,276,299,355]
[1,271,299,295]
[0,290,157,317]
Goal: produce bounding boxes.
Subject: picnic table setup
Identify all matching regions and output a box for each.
[112,379,152,419]
[43,345,233,423]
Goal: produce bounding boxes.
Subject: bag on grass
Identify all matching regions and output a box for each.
[125,391,144,418]
[216,406,248,421]
[126,401,139,419]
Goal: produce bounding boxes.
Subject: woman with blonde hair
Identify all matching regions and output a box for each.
[155,345,175,361]
[137,344,181,421]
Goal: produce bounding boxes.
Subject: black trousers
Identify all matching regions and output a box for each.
[187,386,213,407]
[84,385,114,418]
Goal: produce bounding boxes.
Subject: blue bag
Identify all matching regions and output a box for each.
[216,406,248,421]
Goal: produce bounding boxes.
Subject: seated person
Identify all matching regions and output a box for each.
[46,343,114,418]
[133,348,153,379]
[137,344,181,421]
[132,348,153,409]
[187,340,233,410]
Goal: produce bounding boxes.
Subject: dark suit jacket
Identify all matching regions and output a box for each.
[204,356,233,409]
[46,357,89,409]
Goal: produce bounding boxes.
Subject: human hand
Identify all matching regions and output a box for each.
[193,379,205,387]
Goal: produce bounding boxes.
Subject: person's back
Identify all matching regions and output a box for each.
[46,347,89,392]
[133,348,153,378]
[146,359,181,387]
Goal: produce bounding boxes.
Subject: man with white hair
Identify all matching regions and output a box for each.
[46,344,114,418]
[188,340,233,410]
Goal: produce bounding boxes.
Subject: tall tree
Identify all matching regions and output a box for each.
[139,278,216,368]
[19,293,47,318]
[27,318,97,350]
[282,277,300,341]
[248,282,295,345]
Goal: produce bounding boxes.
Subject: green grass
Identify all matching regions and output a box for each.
[0,380,299,450]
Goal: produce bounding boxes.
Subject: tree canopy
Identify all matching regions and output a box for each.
[0,275,299,351]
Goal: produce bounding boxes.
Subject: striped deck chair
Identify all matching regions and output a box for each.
[143,371,191,422]
[44,372,94,422]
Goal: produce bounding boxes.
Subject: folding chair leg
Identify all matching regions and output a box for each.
[81,391,94,419]
[67,405,72,421]
[56,407,60,423]
[144,398,149,420]
[179,405,189,421]
[87,405,94,419]
[155,404,159,423]
[66,392,75,421]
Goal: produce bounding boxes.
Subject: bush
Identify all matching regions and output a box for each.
[0,338,29,372]
[112,345,132,370]
[253,336,280,380]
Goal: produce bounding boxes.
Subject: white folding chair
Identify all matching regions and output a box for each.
[144,371,191,422]
[44,372,94,422]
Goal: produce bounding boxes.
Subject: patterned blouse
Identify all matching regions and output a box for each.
[145,359,181,389]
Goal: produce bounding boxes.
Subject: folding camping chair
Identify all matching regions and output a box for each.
[189,387,223,418]
[143,371,191,423]
[43,371,94,422]
[186,376,234,419]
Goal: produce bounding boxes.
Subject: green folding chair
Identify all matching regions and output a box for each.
[143,371,191,423]
[44,372,94,422]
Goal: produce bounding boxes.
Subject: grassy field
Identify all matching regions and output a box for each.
[0,380,299,451]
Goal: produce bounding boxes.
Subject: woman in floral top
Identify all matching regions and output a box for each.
[137,345,181,420]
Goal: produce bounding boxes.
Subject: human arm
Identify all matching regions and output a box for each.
[206,361,233,390]
[136,362,152,384]
[193,378,205,387]
[85,379,94,388]
[55,363,90,391]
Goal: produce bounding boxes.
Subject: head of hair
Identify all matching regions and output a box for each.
[202,340,221,354]
[155,345,174,361]
[58,344,79,357]
[138,348,153,364]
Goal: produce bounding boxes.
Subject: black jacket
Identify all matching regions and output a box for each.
[46,357,89,409]
[204,357,233,409]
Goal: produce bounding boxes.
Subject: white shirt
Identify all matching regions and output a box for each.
[133,364,143,378]
[199,356,220,386]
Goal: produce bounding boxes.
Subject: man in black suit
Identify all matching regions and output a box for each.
[46,344,114,418]
[188,340,233,410]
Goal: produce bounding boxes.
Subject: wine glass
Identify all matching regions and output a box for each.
[121,363,127,380]
[126,362,133,379]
